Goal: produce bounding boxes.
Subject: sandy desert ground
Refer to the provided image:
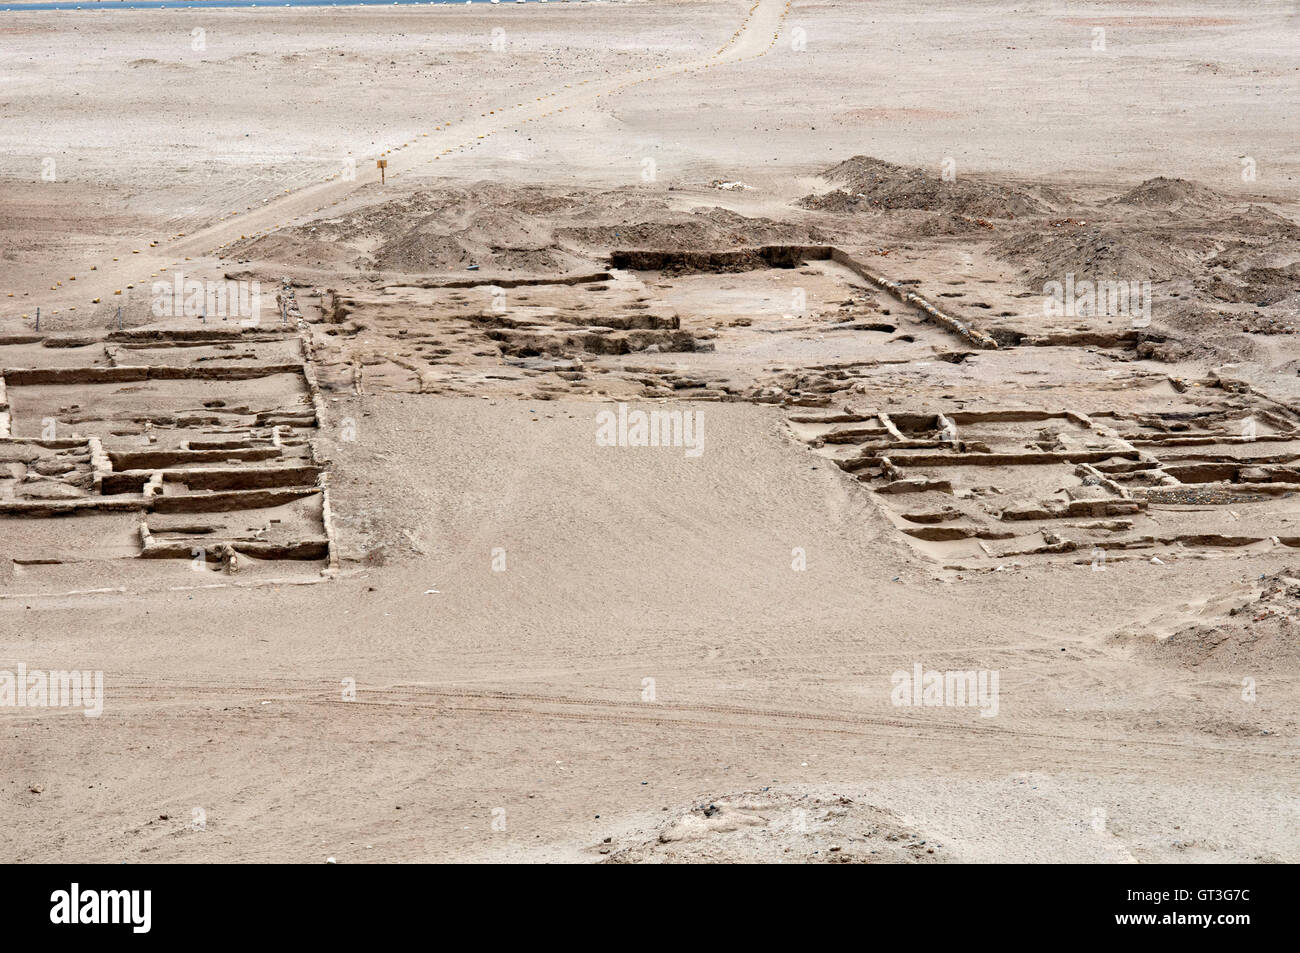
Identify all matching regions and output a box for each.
[1,0,1298,863]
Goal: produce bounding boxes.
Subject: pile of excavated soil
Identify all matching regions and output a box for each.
[909,210,1001,237]
[229,186,831,276]
[556,206,831,253]
[991,224,1211,285]
[1154,301,1275,361]
[1203,208,1300,241]
[988,182,1300,289]
[597,791,949,864]
[1199,262,1300,308]
[1110,175,1231,213]
[797,155,1050,219]
[1114,567,1300,670]
[258,185,580,274]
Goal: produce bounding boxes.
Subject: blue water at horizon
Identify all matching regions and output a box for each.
[3,0,557,12]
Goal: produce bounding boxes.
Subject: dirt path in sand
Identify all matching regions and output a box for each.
[16,0,791,319]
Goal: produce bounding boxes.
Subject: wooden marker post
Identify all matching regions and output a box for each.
[377,158,387,184]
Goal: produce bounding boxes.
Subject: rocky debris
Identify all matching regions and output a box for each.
[876,478,953,494]
[16,481,85,500]
[31,458,76,476]
[0,444,45,464]
[598,791,949,864]
[1140,485,1271,505]
[41,334,100,349]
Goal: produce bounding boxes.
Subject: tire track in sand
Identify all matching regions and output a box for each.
[101,678,1289,770]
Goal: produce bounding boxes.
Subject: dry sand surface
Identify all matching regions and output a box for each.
[1,0,1298,864]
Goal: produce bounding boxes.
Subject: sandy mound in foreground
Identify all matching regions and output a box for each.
[1113,567,1300,670]
[596,791,949,864]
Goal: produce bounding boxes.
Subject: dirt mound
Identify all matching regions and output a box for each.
[1204,207,1300,240]
[1114,567,1300,670]
[373,226,565,274]
[910,210,1001,237]
[223,231,357,270]
[351,186,570,273]
[800,189,864,213]
[557,206,829,251]
[1198,262,1300,308]
[230,187,828,275]
[798,155,1049,219]
[231,184,581,274]
[1112,176,1230,213]
[1154,300,1275,362]
[992,224,1208,285]
[596,790,950,864]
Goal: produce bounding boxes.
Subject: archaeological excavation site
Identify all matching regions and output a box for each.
[8,167,1300,591]
[1,305,337,590]
[1,0,1296,882]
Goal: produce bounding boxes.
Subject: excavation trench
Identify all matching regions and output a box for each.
[609,244,999,350]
